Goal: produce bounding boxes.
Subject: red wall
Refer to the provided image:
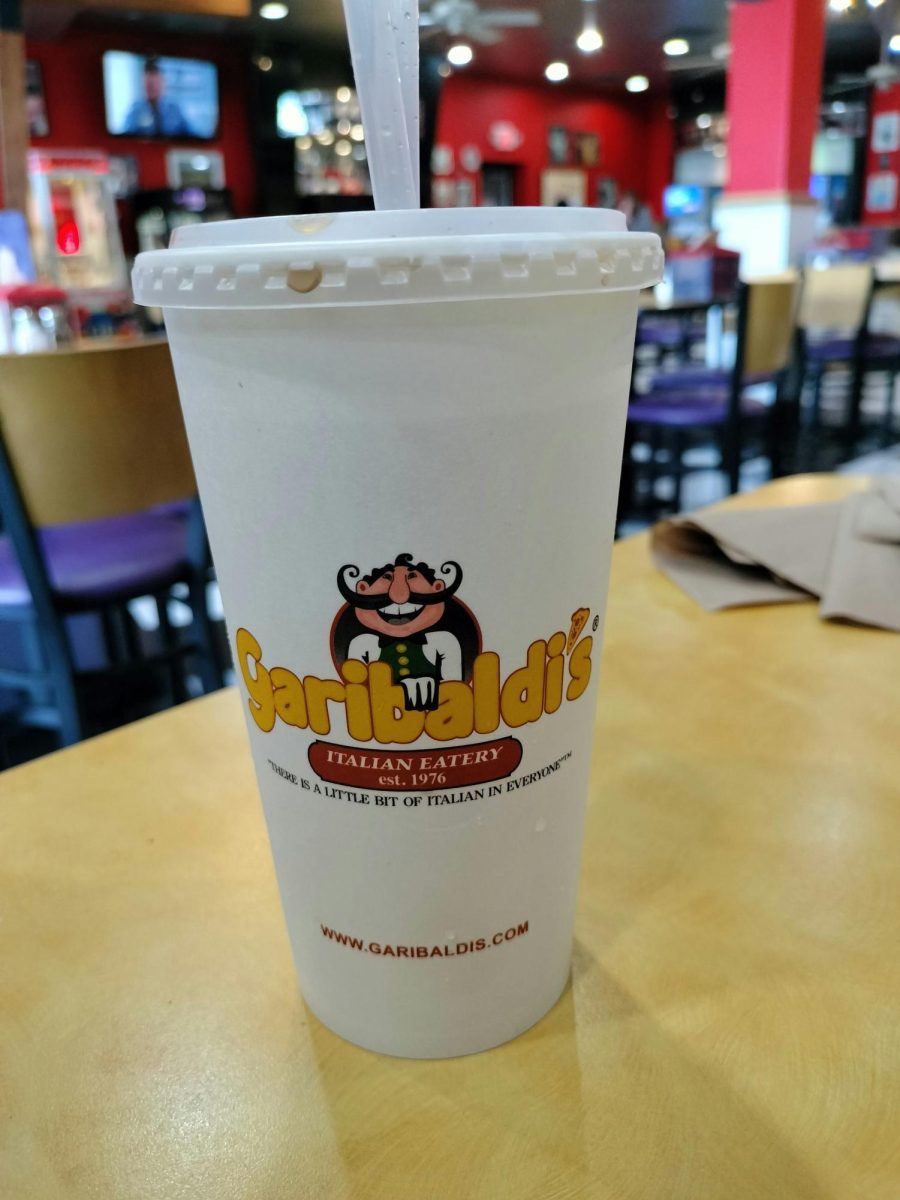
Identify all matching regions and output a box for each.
[435,75,672,216]
[26,30,255,216]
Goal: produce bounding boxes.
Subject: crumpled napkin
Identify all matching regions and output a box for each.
[651,479,900,632]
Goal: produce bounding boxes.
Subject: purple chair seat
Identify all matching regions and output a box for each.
[628,392,768,428]
[637,316,705,349]
[0,511,191,607]
[807,334,900,363]
[648,367,776,392]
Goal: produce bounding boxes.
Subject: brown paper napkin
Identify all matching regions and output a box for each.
[820,482,900,632]
[651,480,900,631]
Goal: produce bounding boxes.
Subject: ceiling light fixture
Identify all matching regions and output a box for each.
[663,37,690,56]
[259,1,288,19]
[545,60,570,82]
[697,112,712,129]
[576,27,603,52]
[625,74,649,92]
[447,43,474,66]
[827,0,852,9]
[891,32,900,51]
[576,0,603,53]
[867,0,887,7]
[336,86,352,102]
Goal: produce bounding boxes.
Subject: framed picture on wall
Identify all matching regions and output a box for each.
[107,155,140,198]
[456,178,475,207]
[541,168,587,207]
[548,126,571,165]
[166,148,226,189]
[25,61,49,138]
[432,178,457,208]
[872,111,900,154]
[866,171,898,214]
[575,132,600,168]
[596,176,618,209]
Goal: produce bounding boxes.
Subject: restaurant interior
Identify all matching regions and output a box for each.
[2,0,899,761]
[3,0,900,1193]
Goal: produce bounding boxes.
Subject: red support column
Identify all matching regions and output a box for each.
[715,0,826,274]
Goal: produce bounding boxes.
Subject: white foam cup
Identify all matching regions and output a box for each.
[133,208,663,1058]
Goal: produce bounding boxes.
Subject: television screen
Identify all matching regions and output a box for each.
[663,185,705,219]
[103,51,219,140]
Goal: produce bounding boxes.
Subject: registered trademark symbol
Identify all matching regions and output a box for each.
[592,616,599,632]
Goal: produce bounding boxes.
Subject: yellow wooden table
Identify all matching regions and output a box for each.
[3,475,899,1200]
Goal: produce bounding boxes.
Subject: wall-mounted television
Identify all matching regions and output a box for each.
[663,185,705,219]
[103,51,219,140]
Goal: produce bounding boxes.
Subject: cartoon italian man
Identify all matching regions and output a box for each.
[332,554,480,712]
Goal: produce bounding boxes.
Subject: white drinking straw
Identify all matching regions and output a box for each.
[342,0,420,210]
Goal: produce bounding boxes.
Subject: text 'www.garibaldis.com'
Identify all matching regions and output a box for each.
[320,922,530,958]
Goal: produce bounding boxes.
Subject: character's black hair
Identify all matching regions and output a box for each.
[362,552,436,586]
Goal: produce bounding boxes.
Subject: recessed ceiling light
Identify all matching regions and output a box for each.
[697,112,712,129]
[350,123,365,141]
[663,37,690,56]
[254,54,273,71]
[625,75,649,93]
[335,139,353,157]
[447,43,473,66]
[576,27,603,53]
[438,62,452,77]
[868,0,886,7]
[260,2,288,18]
[828,0,851,9]
[336,86,352,102]
[545,61,570,82]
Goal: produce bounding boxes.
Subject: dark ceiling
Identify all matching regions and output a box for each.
[25,0,892,94]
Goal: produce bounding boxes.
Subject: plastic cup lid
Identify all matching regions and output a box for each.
[132,207,664,310]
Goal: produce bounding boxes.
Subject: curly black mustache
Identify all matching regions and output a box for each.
[337,561,463,609]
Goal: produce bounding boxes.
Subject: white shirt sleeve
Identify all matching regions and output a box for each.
[347,633,381,663]
[423,631,463,681]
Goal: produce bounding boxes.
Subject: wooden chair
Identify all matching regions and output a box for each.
[797,263,900,447]
[0,340,222,752]
[626,276,801,509]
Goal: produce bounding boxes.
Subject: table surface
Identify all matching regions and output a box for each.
[3,474,899,1200]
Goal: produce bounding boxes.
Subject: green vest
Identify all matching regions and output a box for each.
[378,636,438,682]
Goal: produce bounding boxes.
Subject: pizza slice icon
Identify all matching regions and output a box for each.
[567,607,590,654]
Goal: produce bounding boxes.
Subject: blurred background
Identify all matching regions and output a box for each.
[1,0,899,765]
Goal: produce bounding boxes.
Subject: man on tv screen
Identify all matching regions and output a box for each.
[122,57,194,137]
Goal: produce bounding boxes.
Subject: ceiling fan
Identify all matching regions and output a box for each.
[419,0,541,45]
[830,0,900,92]
[664,41,731,79]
